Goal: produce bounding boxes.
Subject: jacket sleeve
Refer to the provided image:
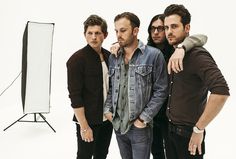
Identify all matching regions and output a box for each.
[66,54,85,108]
[182,34,208,52]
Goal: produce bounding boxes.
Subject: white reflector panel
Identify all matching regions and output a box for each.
[21,21,54,114]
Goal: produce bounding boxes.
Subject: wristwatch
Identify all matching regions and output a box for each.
[176,43,186,51]
[193,126,204,134]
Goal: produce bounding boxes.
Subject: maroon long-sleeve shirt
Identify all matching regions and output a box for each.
[167,46,230,126]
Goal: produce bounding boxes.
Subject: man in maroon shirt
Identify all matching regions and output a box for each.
[163,4,230,159]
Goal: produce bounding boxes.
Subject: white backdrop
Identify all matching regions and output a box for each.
[0,0,235,159]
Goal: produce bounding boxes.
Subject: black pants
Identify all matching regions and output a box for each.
[166,122,205,159]
[76,120,113,159]
[151,117,168,159]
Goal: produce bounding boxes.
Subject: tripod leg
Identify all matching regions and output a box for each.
[3,114,28,131]
[38,113,56,133]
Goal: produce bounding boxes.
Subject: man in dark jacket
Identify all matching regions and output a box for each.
[67,15,113,159]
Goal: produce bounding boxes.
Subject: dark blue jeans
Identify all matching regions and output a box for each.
[166,123,205,159]
[115,124,152,159]
[76,120,113,159]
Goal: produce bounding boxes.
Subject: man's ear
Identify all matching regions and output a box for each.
[185,24,190,34]
[104,32,108,39]
[133,27,139,36]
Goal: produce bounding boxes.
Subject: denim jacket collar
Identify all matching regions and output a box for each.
[117,40,146,57]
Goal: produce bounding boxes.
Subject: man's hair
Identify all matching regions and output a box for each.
[114,12,140,29]
[147,14,165,46]
[164,4,191,26]
[83,14,107,34]
[147,14,172,62]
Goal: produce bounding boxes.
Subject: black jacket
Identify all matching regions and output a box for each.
[67,44,110,125]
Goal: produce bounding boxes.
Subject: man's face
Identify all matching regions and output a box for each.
[151,19,166,44]
[84,25,106,50]
[164,14,190,46]
[114,18,138,48]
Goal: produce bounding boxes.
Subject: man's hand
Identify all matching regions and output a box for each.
[110,42,120,57]
[134,119,146,128]
[188,132,204,155]
[80,126,94,143]
[104,112,113,122]
[168,48,185,74]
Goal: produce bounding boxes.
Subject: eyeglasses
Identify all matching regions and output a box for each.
[150,26,164,33]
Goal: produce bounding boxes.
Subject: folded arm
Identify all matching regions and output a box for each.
[168,34,208,74]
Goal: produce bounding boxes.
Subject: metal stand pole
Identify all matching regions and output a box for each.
[38,113,56,133]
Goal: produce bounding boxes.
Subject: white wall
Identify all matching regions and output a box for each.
[0,0,235,159]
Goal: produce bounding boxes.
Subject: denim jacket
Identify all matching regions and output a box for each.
[104,41,168,124]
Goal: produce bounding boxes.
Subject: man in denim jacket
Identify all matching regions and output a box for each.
[104,12,168,159]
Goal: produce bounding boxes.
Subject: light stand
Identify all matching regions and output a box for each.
[3,113,56,132]
[1,21,56,133]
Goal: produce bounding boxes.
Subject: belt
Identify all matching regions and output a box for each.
[168,122,193,138]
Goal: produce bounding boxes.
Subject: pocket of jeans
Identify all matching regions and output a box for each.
[173,126,192,138]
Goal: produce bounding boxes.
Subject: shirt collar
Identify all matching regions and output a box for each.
[117,40,145,57]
